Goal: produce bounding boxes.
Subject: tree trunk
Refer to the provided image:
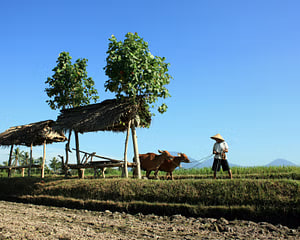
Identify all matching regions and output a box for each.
[7,145,14,178]
[41,140,46,178]
[64,131,72,177]
[74,131,84,179]
[122,120,131,178]
[28,144,33,177]
[131,123,141,179]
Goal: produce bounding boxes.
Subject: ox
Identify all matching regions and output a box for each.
[137,150,173,179]
[155,153,190,180]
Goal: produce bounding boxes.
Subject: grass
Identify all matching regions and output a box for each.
[0,166,299,227]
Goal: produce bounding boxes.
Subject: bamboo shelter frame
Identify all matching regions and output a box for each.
[54,98,151,179]
[0,120,67,178]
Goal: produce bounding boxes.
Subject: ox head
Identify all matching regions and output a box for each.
[158,150,173,161]
[177,153,190,163]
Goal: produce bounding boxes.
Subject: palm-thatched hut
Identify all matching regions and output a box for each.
[0,120,67,178]
[54,98,151,179]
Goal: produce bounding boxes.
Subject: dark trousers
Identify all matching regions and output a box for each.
[212,158,230,172]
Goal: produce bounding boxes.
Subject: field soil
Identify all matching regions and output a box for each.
[0,200,299,240]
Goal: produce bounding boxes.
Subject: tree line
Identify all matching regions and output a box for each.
[0,147,61,175]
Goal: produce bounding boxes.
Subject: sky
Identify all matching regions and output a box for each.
[0,0,299,167]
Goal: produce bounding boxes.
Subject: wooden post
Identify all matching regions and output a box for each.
[122,120,131,178]
[65,131,72,165]
[28,143,33,177]
[131,122,141,179]
[7,145,14,178]
[63,131,72,177]
[21,168,25,177]
[41,140,46,178]
[74,131,84,179]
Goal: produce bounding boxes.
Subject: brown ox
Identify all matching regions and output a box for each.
[155,153,190,180]
[138,150,173,179]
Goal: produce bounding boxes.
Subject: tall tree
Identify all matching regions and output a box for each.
[104,32,172,178]
[104,32,172,127]
[12,147,24,167]
[45,51,99,110]
[45,52,99,178]
[49,157,61,174]
[20,152,29,166]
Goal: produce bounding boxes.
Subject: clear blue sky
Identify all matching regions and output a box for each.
[0,0,299,167]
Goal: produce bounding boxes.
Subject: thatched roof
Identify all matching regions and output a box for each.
[54,98,151,133]
[0,120,67,147]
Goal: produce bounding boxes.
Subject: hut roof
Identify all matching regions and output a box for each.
[54,98,151,133]
[0,120,67,147]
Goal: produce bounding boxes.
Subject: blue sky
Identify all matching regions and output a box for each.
[0,0,299,167]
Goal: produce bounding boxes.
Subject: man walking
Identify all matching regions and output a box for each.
[211,133,232,179]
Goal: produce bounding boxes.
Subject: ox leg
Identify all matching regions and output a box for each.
[154,169,160,180]
[166,172,169,180]
[146,170,151,179]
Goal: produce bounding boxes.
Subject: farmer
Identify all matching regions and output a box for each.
[211,133,232,179]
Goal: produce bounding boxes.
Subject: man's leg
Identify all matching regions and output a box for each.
[228,169,232,179]
[212,158,219,179]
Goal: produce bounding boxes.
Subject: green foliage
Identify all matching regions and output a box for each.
[20,152,30,166]
[171,166,300,180]
[104,32,172,126]
[12,147,24,167]
[45,52,99,110]
[49,157,62,174]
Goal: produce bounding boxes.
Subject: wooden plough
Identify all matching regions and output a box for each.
[64,149,136,178]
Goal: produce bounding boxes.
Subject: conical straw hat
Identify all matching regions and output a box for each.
[210,133,224,141]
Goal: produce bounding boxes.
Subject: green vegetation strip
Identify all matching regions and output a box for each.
[0,176,299,226]
[172,166,300,180]
[0,178,298,206]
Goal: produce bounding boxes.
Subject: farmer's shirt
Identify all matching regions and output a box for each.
[213,141,229,160]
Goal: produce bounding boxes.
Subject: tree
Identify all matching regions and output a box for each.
[104,32,172,127]
[45,51,99,110]
[1,161,8,166]
[104,32,172,179]
[49,157,61,174]
[20,152,29,166]
[12,147,24,167]
[45,52,99,178]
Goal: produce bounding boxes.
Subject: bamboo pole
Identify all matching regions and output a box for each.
[7,145,14,178]
[74,130,84,179]
[122,120,131,178]
[28,143,33,177]
[131,122,141,179]
[41,140,46,178]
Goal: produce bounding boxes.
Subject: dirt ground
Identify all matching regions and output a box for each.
[0,200,299,240]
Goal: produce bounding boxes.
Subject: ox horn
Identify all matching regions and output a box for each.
[158,150,163,153]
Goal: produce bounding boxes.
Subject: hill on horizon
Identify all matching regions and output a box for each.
[171,152,299,169]
[265,159,298,167]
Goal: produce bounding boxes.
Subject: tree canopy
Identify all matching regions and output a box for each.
[104,32,172,126]
[45,52,99,110]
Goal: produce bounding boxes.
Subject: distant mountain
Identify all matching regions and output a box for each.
[167,153,298,168]
[266,159,298,167]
